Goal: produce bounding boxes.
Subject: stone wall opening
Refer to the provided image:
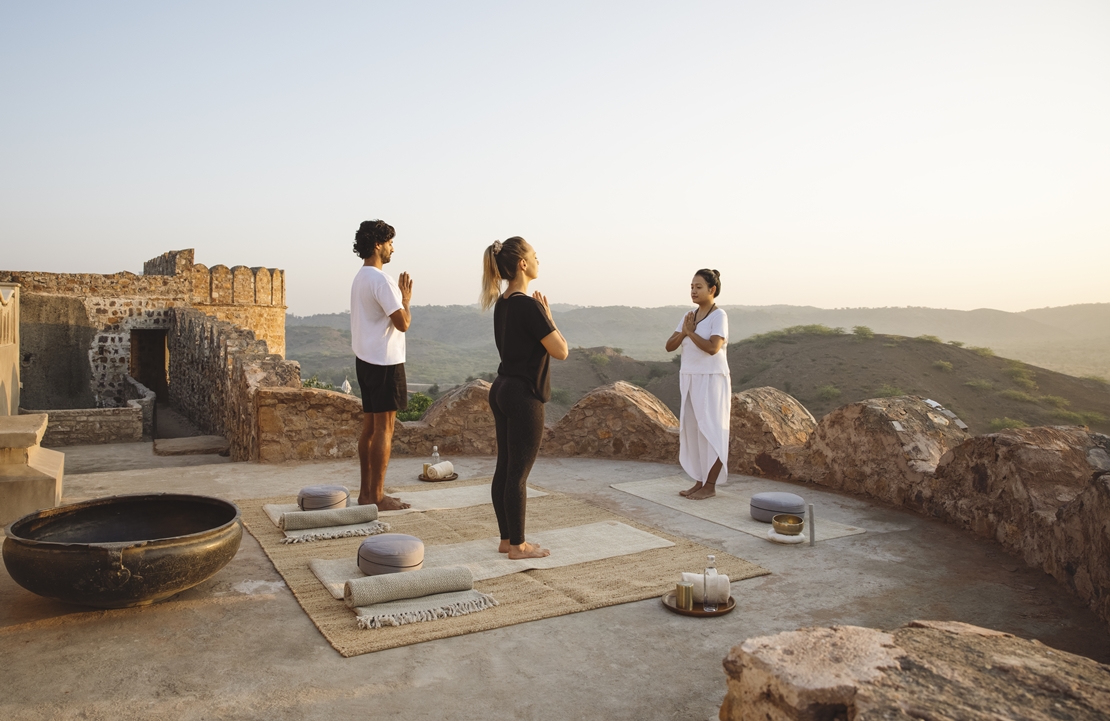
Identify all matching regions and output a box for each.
[129,329,169,400]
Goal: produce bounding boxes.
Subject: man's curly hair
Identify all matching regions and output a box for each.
[353,220,395,259]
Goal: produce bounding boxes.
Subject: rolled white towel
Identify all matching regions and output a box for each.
[425,461,454,479]
[680,571,731,604]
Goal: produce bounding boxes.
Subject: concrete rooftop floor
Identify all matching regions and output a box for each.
[3,443,1108,721]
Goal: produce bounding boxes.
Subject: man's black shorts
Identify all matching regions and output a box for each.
[355,358,408,414]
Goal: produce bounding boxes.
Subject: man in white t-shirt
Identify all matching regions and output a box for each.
[351,219,413,510]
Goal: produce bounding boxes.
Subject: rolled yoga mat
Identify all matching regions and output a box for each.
[344,566,474,608]
[281,504,379,531]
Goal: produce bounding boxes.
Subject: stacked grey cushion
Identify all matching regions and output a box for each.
[357,534,425,576]
[750,491,805,522]
[297,484,350,511]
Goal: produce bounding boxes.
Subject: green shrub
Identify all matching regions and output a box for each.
[426,383,440,398]
[301,374,334,390]
[947,340,965,347]
[852,326,874,339]
[989,417,1028,431]
[1003,361,1037,391]
[611,348,623,355]
[965,379,994,391]
[932,360,953,372]
[1038,395,1070,409]
[875,384,905,398]
[648,366,670,379]
[970,346,995,357]
[1051,409,1085,425]
[816,384,841,401]
[550,388,572,404]
[671,354,682,365]
[745,325,845,346]
[1082,375,1109,386]
[915,334,943,344]
[397,392,433,421]
[1081,411,1108,425]
[999,389,1038,403]
[589,353,610,367]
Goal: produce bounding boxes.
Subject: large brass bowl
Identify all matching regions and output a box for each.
[3,493,241,609]
[772,513,804,536]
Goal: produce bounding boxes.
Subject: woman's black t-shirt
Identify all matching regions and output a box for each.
[493,293,557,402]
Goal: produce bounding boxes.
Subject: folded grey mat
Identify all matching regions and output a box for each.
[281,504,378,531]
[344,566,474,608]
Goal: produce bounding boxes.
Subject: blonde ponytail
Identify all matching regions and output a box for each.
[479,237,529,311]
[480,243,503,311]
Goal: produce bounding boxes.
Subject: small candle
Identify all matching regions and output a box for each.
[676,582,694,610]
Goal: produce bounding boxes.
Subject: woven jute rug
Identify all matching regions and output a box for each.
[240,481,769,657]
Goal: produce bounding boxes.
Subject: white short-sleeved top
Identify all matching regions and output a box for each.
[351,266,405,366]
[676,307,729,375]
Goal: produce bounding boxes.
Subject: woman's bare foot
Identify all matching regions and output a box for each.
[686,483,716,500]
[507,541,550,559]
[679,482,703,497]
[498,539,511,554]
[375,495,411,511]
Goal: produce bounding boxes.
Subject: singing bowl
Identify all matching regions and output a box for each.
[3,493,241,609]
[772,513,804,536]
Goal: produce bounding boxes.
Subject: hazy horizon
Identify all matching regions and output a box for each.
[287,299,1110,317]
[3,2,1107,315]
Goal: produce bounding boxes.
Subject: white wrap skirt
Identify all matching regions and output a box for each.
[679,373,731,485]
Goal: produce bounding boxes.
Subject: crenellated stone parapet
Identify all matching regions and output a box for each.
[168,307,299,460]
[772,395,970,507]
[728,386,816,477]
[543,381,680,463]
[0,249,288,410]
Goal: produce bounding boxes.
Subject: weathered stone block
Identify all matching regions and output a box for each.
[720,621,1110,721]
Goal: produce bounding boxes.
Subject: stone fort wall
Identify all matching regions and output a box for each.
[0,249,285,409]
[168,308,299,460]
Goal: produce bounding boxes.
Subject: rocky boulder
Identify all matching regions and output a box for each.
[930,427,1110,627]
[785,396,969,507]
[544,381,679,462]
[394,380,496,456]
[727,386,816,477]
[720,620,1110,721]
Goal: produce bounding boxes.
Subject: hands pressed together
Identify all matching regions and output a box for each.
[398,272,413,305]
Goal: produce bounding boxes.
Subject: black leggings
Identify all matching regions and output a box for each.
[489,375,545,545]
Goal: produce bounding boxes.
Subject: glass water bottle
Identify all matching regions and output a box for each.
[703,554,718,612]
[431,445,440,465]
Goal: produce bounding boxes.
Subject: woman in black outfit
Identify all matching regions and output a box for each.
[481,237,569,559]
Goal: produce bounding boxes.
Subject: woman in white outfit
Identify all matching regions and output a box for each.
[665,269,730,500]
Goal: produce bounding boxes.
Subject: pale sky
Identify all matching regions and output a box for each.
[2,1,1107,315]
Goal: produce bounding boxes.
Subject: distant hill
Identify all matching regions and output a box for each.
[287,302,1110,381]
[643,328,1110,435]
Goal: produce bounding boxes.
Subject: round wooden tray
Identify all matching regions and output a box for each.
[661,591,736,617]
[418,472,459,482]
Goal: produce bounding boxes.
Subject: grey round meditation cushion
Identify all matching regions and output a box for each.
[357,534,425,576]
[750,491,806,523]
[297,484,350,511]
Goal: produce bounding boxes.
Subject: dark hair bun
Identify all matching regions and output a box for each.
[694,268,722,299]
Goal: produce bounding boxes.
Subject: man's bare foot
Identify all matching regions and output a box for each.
[686,484,716,500]
[507,541,550,559]
[679,482,703,497]
[498,539,511,554]
[375,495,411,511]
